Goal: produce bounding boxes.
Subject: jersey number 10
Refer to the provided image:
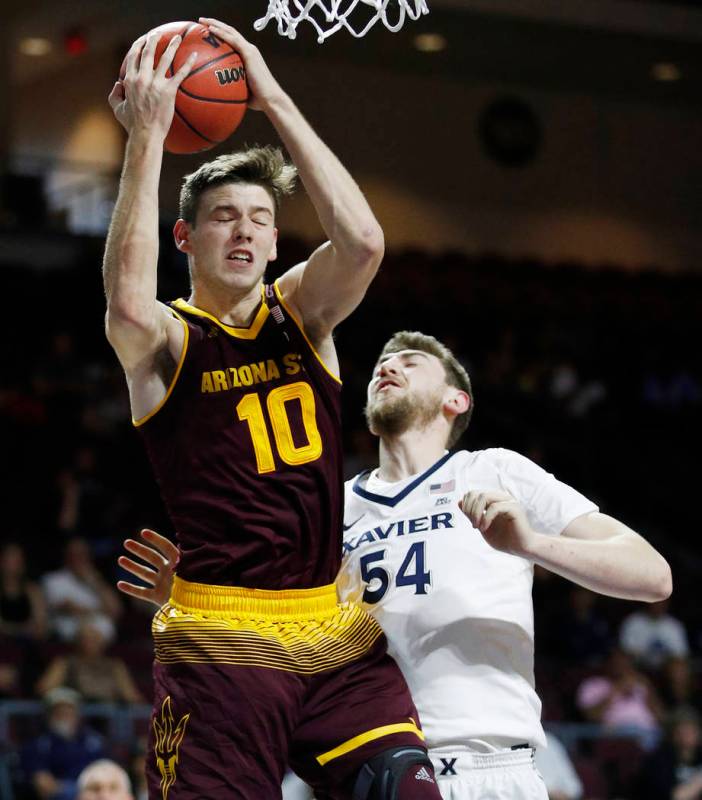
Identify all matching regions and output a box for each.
[236,381,323,473]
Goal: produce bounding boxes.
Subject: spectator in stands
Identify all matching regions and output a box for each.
[20,687,105,800]
[0,541,47,641]
[620,598,690,671]
[660,656,702,717]
[77,759,134,800]
[55,447,114,540]
[534,731,583,800]
[42,537,120,642]
[34,332,84,406]
[576,647,664,748]
[0,660,20,699]
[36,620,143,704]
[638,707,702,800]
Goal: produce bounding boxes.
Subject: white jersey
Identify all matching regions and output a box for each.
[336,448,598,750]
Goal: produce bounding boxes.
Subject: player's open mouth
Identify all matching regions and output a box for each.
[227,250,253,263]
[377,379,401,391]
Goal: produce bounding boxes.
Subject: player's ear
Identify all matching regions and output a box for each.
[267,227,279,263]
[173,219,191,253]
[445,389,470,420]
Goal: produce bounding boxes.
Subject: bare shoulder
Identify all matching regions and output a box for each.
[106,300,185,375]
[276,265,340,379]
[125,303,189,423]
[276,263,306,319]
[159,301,187,361]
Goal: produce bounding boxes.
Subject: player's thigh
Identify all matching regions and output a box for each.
[290,637,438,798]
[146,660,301,799]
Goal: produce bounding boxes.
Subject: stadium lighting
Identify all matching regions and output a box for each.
[413,33,447,53]
[19,37,53,56]
[651,62,681,82]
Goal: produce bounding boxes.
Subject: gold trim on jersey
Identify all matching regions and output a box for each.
[133,309,190,427]
[273,281,342,386]
[152,577,384,674]
[171,286,269,339]
[316,718,425,766]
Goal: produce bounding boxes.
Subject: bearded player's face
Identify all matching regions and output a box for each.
[186,182,278,295]
[364,349,447,437]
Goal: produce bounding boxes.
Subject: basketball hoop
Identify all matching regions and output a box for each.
[254,0,430,43]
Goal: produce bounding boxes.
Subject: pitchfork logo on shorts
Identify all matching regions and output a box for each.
[153,696,190,800]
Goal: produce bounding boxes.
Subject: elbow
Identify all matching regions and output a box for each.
[364,224,385,260]
[654,560,673,601]
[351,223,385,273]
[105,299,154,340]
[641,557,673,603]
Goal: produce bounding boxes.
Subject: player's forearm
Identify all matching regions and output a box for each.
[264,91,384,263]
[525,527,672,601]
[103,132,164,323]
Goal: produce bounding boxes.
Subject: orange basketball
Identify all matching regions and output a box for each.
[120,21,248,154]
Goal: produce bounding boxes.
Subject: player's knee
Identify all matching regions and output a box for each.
[352,746,439,800]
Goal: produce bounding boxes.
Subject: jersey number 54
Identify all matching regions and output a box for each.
[360,542,432,604]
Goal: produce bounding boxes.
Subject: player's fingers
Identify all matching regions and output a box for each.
[124,538,170,569]
[118,556,157,585]
[462,491,485,526]
[117,580,160,605]
[199,18,247,50]
[108,81,125,110]
[482,501,514,531]
[458,492,478,523]
[138,32,159,76]
[172,51,199,86]
[473,493,490,523]
[140,529,180,563]
[154,34,182,78]
[124,37,146,79]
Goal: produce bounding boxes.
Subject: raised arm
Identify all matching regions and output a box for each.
[103,34,195,416]
[200,18,384,340]
[461,492,672,602]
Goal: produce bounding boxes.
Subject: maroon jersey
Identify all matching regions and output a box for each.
[136,283,344,589]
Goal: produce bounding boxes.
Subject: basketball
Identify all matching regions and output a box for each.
[120,21,248,154]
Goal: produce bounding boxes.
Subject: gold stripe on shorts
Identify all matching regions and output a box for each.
[317,718,425,765]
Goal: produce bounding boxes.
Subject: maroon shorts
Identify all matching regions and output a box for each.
[146,578,430,800]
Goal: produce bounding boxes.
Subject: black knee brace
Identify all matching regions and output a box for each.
[352,746,434,800]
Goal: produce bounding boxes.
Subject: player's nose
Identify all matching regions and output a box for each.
[233,218,254,241]
[379,358,400,376]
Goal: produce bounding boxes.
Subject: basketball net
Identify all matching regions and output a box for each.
[254,0,430,43]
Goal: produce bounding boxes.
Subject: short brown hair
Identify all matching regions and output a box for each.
[378,331,473,448]
[179,145,298,224]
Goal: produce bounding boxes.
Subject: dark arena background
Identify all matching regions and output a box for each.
[1,1,702,798]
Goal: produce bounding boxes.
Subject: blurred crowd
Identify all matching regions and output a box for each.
[1,233,701,799]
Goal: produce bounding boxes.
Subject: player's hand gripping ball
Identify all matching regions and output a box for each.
[120,21,248,154]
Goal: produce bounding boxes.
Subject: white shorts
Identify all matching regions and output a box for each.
[280,748,548,800]
[430,747,548,800]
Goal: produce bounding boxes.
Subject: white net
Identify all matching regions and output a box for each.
[254,0,430,43]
